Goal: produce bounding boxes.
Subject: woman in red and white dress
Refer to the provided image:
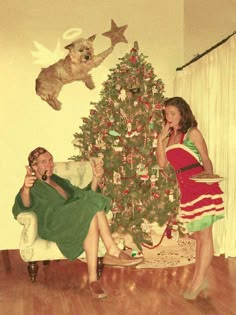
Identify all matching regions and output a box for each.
[157,97,224,300]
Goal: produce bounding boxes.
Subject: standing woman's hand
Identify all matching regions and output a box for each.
[158,123,171,142]
[156,123,170,168]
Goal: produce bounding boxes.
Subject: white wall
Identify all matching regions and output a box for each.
[0,0,184,249]
[184,0,236,63]
[1,0,235,251]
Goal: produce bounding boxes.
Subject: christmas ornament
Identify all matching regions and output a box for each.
[152,132,158,148]
[90,109,97,115]
[113,171,121,184]
[131,249,138,257]
[152,86,158,94]
[152,191,160,199]
[118,88,127,101]
[150,174,158,188]
[109,115,115,123]
[130,55,137,64]
[109,130,121,136]
[166,225,172,239]
[95,134,106,149]
[125,120,134,138]
[169,189,174,202]
[172,223,179,241]
[140,174,149,181]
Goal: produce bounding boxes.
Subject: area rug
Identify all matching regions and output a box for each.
[123,231,196,269]
[136,238,196,268]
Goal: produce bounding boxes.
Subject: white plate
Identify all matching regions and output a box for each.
[190,177,224,183]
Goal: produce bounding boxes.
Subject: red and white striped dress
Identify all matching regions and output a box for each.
[166,132,224,233]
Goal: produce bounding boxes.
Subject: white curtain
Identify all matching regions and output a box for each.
[174,34,236,257]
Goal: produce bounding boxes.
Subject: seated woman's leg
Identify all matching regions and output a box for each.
[96,211,120,256]
[83,215,99,283]
[83,215,108,299]
[95,211,144,266]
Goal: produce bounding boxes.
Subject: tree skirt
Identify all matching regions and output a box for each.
[81,230,196,269]
[137,238,195,268]
[124,233,196,269]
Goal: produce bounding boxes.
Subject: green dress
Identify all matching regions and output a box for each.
[12,174,111,260]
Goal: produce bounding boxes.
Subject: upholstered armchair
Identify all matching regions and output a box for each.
[16,161,108,282]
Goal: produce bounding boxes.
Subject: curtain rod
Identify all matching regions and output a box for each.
[176,30,236,71]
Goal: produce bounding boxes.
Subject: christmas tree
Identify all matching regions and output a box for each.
[70,42,179,250]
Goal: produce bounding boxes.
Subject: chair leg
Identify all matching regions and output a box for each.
[97,257,104,279]
[28,262,39,283]
[28,259,103,282]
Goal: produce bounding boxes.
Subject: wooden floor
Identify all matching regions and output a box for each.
[1,250,236,315]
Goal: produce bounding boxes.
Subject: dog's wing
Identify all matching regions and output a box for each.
[31,39,65,67]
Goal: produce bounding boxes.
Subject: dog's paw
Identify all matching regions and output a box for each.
[47,96,62,110]
[84,76,95,89]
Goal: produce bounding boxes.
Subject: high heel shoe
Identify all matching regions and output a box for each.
[183,279,208,300]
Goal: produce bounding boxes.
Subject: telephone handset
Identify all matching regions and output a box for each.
[167,127,173,137]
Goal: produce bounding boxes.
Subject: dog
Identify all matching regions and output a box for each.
[35,35,113,110]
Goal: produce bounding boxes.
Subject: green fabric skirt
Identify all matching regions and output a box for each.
[186,214,224,233]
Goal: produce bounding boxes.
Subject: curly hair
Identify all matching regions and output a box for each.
[28,147,48,167]
[163,97,198,133]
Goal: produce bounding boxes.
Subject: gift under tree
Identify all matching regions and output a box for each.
[71,42,179,250]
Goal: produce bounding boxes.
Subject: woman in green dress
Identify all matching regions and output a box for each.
[12,147,143,298]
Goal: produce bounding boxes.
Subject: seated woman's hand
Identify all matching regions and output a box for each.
[94,161,104,179]
[89,158,104,179]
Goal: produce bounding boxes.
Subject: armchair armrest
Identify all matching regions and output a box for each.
[17,211,38,247]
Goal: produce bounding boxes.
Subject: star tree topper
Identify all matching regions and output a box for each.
[102,19,128,46]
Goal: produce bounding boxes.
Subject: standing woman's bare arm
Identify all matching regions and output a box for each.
[189,128,214,175]
[156,123,171,168]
